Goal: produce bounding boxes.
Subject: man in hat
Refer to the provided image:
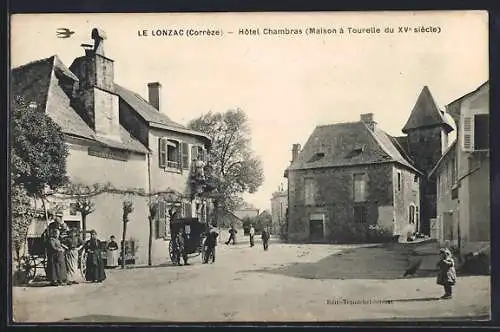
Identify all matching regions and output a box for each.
[48,212,69,239]
[203,224,219,264]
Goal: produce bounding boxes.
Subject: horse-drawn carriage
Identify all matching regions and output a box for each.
[20,228,89,283]
[168,218,211,264]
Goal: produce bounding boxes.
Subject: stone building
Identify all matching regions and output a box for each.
[270,185,288,235]
[429,81,489,255]
[12,28,212,265]
[284,86,455,243]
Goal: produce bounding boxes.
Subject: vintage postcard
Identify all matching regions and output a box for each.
[9,11,490,323]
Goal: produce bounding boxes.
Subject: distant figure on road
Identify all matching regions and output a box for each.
[436,248,456,300]
[249,224,255,247]
[225,225,237,245]
[261,227,270,251]
[203,226,218,264]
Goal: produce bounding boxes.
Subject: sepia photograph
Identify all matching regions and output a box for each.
[9,11,490,323]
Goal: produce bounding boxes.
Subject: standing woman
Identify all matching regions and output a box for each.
[106,235,119,268]
[63,229,84,284]
[46,228,68,286]
[84,230,106,283]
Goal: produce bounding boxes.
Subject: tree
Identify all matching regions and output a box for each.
[147,197,160,267]
[255,210,272,233]
[59,183,106,240]
[121,198,134,269]
[187,108,264,221]
[11,181,39,271]
[11,96,69,218]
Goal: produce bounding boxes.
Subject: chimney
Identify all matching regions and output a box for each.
[147,82,162,111]
[360,113,376,131]
[292,144,301,162]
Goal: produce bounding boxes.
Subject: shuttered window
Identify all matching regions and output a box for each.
[191,145,198,162]
[474,114,489,150]
[181,142,190,170]
[158,138,167,168]
[182,201,192,218]
[462,116,473,151]
[156,201,167,239]
[354,204,367,223]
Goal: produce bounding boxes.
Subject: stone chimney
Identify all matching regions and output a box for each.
[292,144,301,162]
[360,113,377,131]
[70,28,120,142]
[147,82,162,111]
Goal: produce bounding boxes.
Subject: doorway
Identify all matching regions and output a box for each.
[309,218,324,242]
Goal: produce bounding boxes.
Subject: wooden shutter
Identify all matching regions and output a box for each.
[200,147,206,162]
[181,142,190,170]
[158,138,166,168]
[462,115,473,151]
[157,201,166,239]
[191,145,198,161]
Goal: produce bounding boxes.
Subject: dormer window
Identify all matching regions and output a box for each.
[308,152,325,163]
[345,144,365,159]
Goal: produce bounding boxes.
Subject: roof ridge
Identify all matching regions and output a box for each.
[317,121,363,128]
[12,55,57,71]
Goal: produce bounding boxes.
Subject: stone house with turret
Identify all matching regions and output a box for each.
[11,28,213,264]
[284,86,455,243]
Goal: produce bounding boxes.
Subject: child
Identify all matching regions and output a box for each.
[436,248,457,299]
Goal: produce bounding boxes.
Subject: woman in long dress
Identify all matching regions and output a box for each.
[63,229,84,284]
[84,230,106,283]
[46,228,68,286]
[106,235,119,268]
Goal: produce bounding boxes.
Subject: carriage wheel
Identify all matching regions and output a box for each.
[80,252,87,279]
[21,256,36,283]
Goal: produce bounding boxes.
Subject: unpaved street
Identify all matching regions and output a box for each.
[12,240,490,322]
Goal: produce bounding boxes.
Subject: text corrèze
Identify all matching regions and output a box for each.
[138,29,223,37]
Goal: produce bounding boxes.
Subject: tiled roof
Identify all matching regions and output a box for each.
[114,83,185,129]
[11,55,148,154]
[402,86,454,133]
[428,140,457,178]
[114,83,211,143]
[288,121,421,174]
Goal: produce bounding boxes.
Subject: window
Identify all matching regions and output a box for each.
[396,171,402,192]
[304,178,316,205]
[166,140,180,168]
[474,114,489,150]
[159,138,190,170]
[463,113,489,151]
[354,204,367,223]
[409,205,415,224]
[182,201,192,218]
[413,174,418,183]
[191,145,206,161]
[353,173,367,202]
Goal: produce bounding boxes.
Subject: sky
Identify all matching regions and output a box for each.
[10,11,488,211]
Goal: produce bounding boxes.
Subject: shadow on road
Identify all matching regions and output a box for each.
[389,297,441,303]
[60,314,164,323]
[240,243,435,280]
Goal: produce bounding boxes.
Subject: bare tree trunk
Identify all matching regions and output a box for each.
[81,214,87,240]
[40,195,48,222]
[148,216,153,266]
[121,221,127,269]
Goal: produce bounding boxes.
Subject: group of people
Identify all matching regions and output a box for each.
[44,212,108,286]
[170,224,219,266]
[248,224,270,250]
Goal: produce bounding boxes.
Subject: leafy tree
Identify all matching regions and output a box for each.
[255,210,272,233]
[11,96,69,218]
[11,181,39,271]
[187,108,264,222]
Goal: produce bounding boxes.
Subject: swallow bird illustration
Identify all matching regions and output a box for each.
[56,28,75,38]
